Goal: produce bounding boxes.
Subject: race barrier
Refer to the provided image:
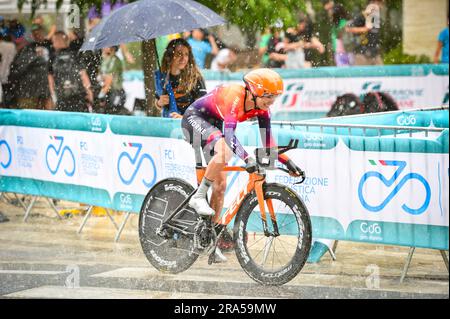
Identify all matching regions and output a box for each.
[1,107,448,280]
[123,64,449,120]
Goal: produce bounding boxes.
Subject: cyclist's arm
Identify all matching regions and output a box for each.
[257,113,288,164]
[223,117,250,162]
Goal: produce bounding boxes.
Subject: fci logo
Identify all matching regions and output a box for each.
[0,140,12,169]
[117,142,157,188]
[358,160,431,215]
[45,136,76,176]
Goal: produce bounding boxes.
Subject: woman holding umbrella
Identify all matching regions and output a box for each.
[154,38,207,118]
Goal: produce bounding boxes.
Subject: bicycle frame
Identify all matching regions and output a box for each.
[161,138,303,236]
[160,166,280,237]
[220,166,280,236]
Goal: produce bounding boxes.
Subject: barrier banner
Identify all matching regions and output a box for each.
[1,109,448,250]
[123,64,449,113]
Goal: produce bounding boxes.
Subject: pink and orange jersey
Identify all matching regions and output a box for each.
[190,84,288,164]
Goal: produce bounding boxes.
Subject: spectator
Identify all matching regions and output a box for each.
[68,28,84,52]
[48,31,93,112]
[0,16,9,41]
[98,46,127,114]
[266,27,287,68]
[187,28,219,69]
[32,15,56,41]
[210,46,238,71]
[7,19,25,42]
[322,0,335,16]
[285,14,325,68]
[30,24,53,61]
[81,20,103,112]
[346,0,384,65]
[8,26,51,110]
[0,31,16,107]
[258,27,272,67]
[330,3,352,66]
[154,38,206,118]
[434,16,449,64]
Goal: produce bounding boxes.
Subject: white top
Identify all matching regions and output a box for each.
[0,40,16,84]
[210,48,232,71]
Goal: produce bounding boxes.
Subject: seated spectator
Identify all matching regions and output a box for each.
[210,46,238,71]
[48,31,93,112]
[154,38,206,118]
[187,28,219,69]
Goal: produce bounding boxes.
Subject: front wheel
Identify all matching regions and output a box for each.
[233,183,312,286]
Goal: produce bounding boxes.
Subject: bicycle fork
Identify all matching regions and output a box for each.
[255,180,280,237]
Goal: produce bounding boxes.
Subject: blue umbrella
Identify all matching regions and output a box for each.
[80,0,227,51]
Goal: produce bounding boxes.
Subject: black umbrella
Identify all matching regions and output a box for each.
[80,0,227,52]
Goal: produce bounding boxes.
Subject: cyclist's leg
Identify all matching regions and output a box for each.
[181,109,224,216]
[204,138,233,220]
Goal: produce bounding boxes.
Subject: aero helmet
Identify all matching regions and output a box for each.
[243,68,284,97]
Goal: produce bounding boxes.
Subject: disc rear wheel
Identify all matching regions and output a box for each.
[139,178,199,274]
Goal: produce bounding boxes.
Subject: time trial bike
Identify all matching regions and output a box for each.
[138,139,311,286]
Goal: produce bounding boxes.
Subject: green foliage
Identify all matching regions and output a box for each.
[202,0,304,32]
[383,44,431,65]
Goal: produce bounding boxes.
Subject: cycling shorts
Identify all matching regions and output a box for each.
[181,107,224,166]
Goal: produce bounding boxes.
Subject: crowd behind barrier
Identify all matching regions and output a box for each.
[0,108,448,253]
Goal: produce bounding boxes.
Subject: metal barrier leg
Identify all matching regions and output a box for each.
[440,250,449,272]
[327,240,339,261]
[400,247,415,283]
[46,197,62,220]
[77,206,93,234]
[16,195,28,211]
[114,212,131,243]
[23,196,38,222]
[105,209,119,230]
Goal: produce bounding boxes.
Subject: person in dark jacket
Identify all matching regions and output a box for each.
[8,25,51,110]
[48,31,93,112]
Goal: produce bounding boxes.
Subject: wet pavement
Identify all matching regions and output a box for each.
[0,195,448,299]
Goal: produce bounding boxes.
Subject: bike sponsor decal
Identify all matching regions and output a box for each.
[45,136,76,176]
[0,140,12,169]
[117,142,157,188]
[358,160,431,215]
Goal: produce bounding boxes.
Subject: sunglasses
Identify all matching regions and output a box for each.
[260,94,278,99]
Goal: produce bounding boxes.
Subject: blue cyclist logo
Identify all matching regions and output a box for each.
[0,140,12,169]
[117,142,157,188]
[45,136,76,176]
[358,160,431,215]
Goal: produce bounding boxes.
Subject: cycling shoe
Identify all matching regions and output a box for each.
[189,197,215,217]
